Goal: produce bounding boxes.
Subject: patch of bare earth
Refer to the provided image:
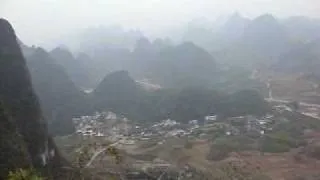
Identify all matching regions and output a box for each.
[226,150,320,180]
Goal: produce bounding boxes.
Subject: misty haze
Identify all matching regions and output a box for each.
[1,0,320,179]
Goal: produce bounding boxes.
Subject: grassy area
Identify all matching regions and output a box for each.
[207,136,255,161]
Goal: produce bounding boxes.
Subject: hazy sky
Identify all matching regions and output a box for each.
[1,0,320,47]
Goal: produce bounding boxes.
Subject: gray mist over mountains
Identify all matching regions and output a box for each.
[1,0,320,49]
[3,1,320,179]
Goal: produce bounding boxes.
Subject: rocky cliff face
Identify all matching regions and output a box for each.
[0,18,61,179]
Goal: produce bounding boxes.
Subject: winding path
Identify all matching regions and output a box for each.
[86,141,120,167]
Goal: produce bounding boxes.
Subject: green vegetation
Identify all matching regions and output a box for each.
[218,89,270,117]
[5,14,320,180]
[259,137,291,153]
[261,131,300,151]
[0,102,32,179]
[7,169,43,180]
[0,20,71,180]
[146,42,217,88]
[207,136,255,161]
[24,35,271,136]
[94,72,269,124]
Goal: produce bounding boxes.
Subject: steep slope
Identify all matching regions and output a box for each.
[219,13,250,40]
[149,42,217,88]
[152,88,269,122]
[67,36,216,89]
[216,14,290,67]
[93,71,148,120]
[18,39,36,57]
[50,47,91,89]
[129,37,161,78]
[93,70,268,123]
[26,48,90,135]
[242,14,290,59]
[274,39,320,76]
[214,12,251,50]
[84,47,131,87]
[0,18,63,179]
[0,102,31,178]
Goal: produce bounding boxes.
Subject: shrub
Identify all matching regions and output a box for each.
[7,169,43,180]
[207,136,254,161]
[259,132,297,153]
[207,145,231,161]
[260,140,290,153]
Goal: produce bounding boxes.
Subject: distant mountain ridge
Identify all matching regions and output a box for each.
[15,13,320,138]
[242,14,290,58]
[214,14,294,67]
[92,70,269,123]
[130,40,217,88]
[41,13,320,86]
[93,70,147,120]
[25,47,90,135]
[274,39,320,76]
[50,47,92,89]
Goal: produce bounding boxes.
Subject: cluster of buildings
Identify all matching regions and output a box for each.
[72,108,285,148]
[226,115,275,136]
[72,111,121,137]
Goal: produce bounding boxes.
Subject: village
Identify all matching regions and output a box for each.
[53,99,320,179]
[72,110,278,146]
[70,98,320,151]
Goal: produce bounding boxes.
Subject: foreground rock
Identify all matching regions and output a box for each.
[0,18,66,179]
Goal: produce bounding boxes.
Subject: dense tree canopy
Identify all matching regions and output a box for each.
[93,71,269,123]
